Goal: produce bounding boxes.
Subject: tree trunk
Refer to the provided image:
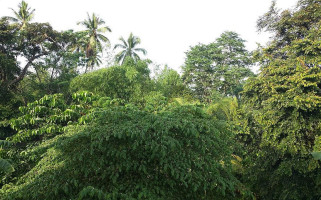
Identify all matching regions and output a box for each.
[8,54,44,88]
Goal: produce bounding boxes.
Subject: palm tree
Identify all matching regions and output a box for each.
[87,52,102,69]
[7,0,35,30]
[77,13,111,71]
[114,33,147,65]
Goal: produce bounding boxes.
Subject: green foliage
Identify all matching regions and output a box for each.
[241,1,321,199]
[8,92,97,143]
[207,97,239,122]
[0,15,84,122]
[0,104,241,199]
[0,140,13,178]
[143,91,168,113]
[182,31,253,102]
[154,66,190,99]
[257,0,321,55]
[0,159,14,176]
[243,50,321,199]
[311,152,321,160]
[0,141,12,149]
[0,18,19,89]
[70,58,152,104]
[0,18,22,123]
[27,30,84,94]
[4,0,321,198]
[182,43,215,101]
[0,17,23,136]
[0,92,104,186]
[206,97,246,178]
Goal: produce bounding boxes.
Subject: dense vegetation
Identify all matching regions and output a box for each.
[1,0,321,199]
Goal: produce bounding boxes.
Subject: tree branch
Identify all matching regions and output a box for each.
[8,54,45,87]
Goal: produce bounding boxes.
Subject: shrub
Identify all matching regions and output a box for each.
[1,105,239,199]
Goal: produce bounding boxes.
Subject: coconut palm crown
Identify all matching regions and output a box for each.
[77,13,111,71]
[114,32,147,65]
[7,0,35,30]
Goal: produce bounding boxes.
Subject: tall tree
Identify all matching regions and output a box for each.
[6,0,35,30]
[0,17,63,90]
[21,30,86,97]
[241,0,321,199]
[77,13,111,72]
[0,18,19,89]
[0,16,86,106]
[214,31,253,97]
[114,32,147,65]
[182,31,253,102]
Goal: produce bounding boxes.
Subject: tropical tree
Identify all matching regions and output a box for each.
[182,31,253,102]
[6,0,35,30]
[77,13,111,72]
[241,0,321,199]
[0,20,65,89]
[114,32,147,65]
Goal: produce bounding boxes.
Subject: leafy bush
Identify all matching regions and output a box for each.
[1,104,240,199]
[70,59,151,104]
[0,140,14,178]
[8,92,98,143]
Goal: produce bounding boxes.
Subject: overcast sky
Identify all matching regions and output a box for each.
[0,0,297,72]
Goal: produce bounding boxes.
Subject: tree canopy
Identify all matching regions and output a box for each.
[182,31,253,102]
[241,0,321,199]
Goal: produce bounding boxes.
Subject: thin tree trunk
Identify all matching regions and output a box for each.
[35,66,42,83]
[8,54,44,88]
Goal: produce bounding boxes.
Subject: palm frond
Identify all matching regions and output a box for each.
[96,40,103,52]
[97,34,110,44]
[97,26,111,33]
[132,36,141,47]
[25,13,34,22]
[77,21,86,26]
[113,44,126,50]
[134,48,147,55]
[127,33,134,48]
[5,15,18,22]
[115,51,127,64]
[132,52,141,62]
[119,37,128,47]
[10,9,21,21]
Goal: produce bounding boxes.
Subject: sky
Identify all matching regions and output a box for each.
[0,0,298,72]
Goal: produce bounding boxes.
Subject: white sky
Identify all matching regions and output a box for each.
[0,0,297,72]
